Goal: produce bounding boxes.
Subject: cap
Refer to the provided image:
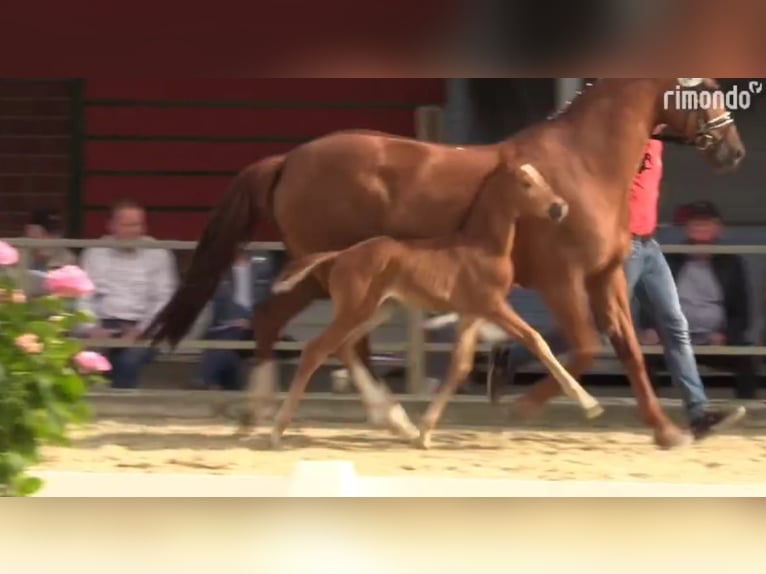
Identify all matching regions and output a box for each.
[685,200,722,221]
[28,209,63,234]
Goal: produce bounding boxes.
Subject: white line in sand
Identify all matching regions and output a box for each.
[33,461,766,497]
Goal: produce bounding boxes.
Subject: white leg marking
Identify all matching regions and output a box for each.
[247,359,278,397]
[348,359,418,439]
[349,360,391,426]
[244,360,279,422]
[330,368,352,393]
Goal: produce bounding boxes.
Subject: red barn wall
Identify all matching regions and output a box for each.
[0,79,74,236]
[81,79,446,241]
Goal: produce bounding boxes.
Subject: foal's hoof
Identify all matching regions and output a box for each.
[414,430,432,450]
[653,425,693,450]
[584,403,605,420]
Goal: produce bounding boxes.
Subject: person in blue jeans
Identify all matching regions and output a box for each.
[197,249,278,390]
[487,132,746,441]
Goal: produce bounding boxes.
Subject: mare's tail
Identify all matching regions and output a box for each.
[143,155,286,347]
[271,251,339,294]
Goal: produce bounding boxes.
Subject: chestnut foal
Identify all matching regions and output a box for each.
[268,161,603,449]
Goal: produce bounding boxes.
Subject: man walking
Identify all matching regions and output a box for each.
[487,128,746,440]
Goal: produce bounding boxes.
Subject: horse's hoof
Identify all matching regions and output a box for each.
[653,426,693,450]
[269,431,283,450]
[508,397,543,421]
[237,412,255,429]
[584,403,605,420]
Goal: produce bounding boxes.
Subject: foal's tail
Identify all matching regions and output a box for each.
[143,154,286,348]
[272,251,339,294]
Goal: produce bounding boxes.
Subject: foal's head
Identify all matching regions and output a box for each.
[660,78,746,172]
[511,163,569,223]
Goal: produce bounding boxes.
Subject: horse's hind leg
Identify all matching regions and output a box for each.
[486,301,603,419]
[242,274,325,428]
[586,266,690,449]
[417,316,481,450]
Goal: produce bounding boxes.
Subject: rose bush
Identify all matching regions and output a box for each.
[0,240,110,496]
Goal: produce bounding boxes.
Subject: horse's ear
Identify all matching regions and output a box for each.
[677,78,704,88]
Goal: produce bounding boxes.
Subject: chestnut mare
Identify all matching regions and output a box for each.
[268,162,603,448]
[145,78,745,450]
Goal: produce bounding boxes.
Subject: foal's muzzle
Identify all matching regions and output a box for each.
[548,201,569,222]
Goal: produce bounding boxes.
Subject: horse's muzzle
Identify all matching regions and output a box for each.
[548,201,569,222]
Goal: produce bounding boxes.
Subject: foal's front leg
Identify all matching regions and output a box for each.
[487,302,603,419]
[416,317,481,450]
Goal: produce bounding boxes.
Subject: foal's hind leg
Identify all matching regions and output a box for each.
[486,301,603,419]
[586,266,690,449]
[417,317,481,450]
[271,311,371,448]
[336,304,418,441]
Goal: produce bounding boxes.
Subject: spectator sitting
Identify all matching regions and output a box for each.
[23,209,76,298]
[78,199,178,389]
[639,200,758,399]
[195,248,269,391]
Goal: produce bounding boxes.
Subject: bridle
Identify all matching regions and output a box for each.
[691,109,735,151]
[677,83,736,151]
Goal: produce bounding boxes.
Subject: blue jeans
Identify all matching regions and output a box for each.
[107,347,159,389]
[199,326,252,391]
[98,318,158,389]
[502,238,709,421]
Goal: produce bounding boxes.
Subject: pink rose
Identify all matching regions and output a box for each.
[74,351,112,373]
[15,333,43,354]
[45,265,94,298]
[0,240,19,266]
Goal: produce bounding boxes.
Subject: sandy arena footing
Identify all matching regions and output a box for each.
[34,417,766,485]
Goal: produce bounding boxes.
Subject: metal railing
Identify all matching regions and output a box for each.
[5,235,766,392]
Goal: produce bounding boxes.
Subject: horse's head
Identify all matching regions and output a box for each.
[512,163,569,223]
[659,78,746,173]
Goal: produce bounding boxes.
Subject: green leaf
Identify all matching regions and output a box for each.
[1,298,96,495]
[15,475,44,497]
[0,452,27,476]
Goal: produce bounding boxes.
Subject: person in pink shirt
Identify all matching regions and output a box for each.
[487,126,746,440]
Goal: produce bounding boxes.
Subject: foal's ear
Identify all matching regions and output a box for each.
[515,163,545,189]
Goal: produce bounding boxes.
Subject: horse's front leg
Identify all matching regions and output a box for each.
[241,275,325,429]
